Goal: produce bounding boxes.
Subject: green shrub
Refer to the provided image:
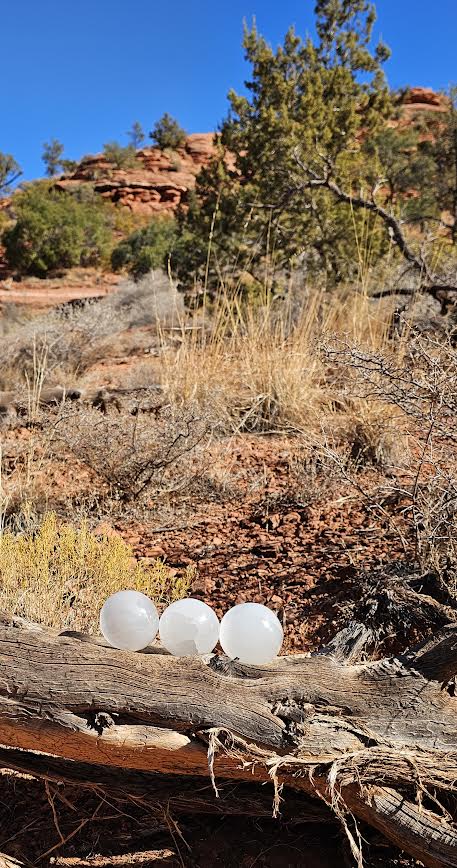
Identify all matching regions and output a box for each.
[111,217,177,278]
[2,183,114,276]
[150,113,186,150]
[60,158,79,174]
[103,141,138,169]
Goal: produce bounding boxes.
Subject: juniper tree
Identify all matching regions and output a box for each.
[172,0,392,294]
[363,124,438,221]
[430,86,457,244]
[150,114,186,150]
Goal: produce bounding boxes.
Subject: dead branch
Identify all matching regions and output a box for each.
[0,856,23,868]
[293,149,457,305]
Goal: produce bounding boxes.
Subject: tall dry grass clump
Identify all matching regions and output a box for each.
[159,287,396,437]
[0,511,190,630]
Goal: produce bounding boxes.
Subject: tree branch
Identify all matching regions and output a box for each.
[292,149,441,290]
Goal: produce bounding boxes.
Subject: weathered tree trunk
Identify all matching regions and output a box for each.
[1,614,457,867]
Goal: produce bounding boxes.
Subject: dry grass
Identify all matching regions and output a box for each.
[0,271,182,386]
[0,511,190,630]
[2,269,455,587]
[159,288,396,439]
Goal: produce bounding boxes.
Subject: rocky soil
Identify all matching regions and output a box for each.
[0,424,419,867]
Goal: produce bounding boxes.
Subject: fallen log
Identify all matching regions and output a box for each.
[1,614,457,867]
[0,745,331,824]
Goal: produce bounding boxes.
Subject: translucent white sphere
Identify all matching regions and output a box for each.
[100,590,159,651]
[219,602,283,665]
[159,598,220,656]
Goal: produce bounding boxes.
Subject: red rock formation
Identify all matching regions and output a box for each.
[401,86,447,112]
[55,133,217,217]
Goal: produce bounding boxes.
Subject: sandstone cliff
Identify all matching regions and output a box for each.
[55,133,216,217]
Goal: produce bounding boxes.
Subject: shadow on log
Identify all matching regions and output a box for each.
[1,614,457,867]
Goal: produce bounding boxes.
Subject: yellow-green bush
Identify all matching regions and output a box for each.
[0,512,190,631]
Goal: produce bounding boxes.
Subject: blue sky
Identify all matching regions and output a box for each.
[3,0,456,181]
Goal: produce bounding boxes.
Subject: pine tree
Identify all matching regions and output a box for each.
[42,139,65,177]
[150,114,186,150]
[173,1,392,294]
[128,121,145,150]
[0,152,21,197]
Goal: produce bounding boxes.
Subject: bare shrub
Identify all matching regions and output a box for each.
[413,471,457,590]
[52,398,213,502]
[0,270,184,381]
[322,331,457,584]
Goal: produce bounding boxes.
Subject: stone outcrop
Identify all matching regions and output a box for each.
[400,86,448,112]
[391,87,449,141]
[55,133,217,217]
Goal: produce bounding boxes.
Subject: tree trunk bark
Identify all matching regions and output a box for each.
[1,614,457,867]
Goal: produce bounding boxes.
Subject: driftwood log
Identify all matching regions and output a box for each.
[1,614,457,867]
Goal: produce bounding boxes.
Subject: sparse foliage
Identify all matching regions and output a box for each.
[323,335,457,587]
[0,271,183,379]
[60,157,79,174]
[0,152,21,197]
[55,400,212,502]
[127,120,145,149]
[103,140,138,169]
[42,138,65,177]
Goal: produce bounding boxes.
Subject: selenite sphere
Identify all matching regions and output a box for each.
[219,602,283,665]
[159,598,220,656]
[100,590,159,651]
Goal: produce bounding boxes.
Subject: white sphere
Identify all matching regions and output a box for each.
[100,590,159,651]
[219,602,283,665]
[159,598,220,656]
